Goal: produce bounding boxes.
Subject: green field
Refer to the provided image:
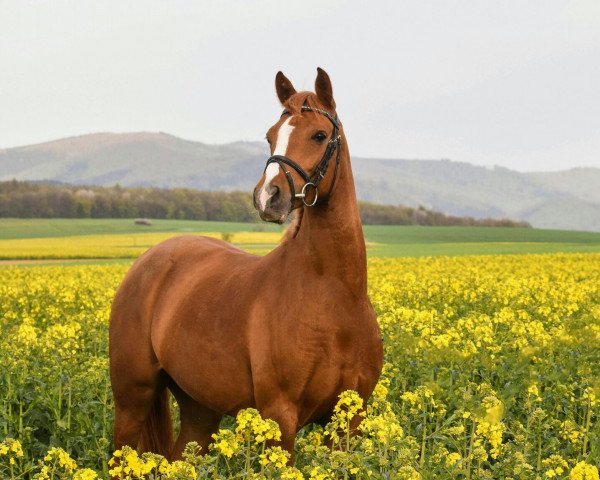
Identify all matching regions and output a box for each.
[0,218,599,260]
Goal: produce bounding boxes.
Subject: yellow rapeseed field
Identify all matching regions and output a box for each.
[1,253,599,478]
[0,232,282,259]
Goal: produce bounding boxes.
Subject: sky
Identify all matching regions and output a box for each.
[1,0,599,172]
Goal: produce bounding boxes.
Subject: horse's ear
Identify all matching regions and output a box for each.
[275,71,297,105]
[315,67,336,110]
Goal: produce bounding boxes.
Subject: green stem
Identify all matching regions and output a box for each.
[7,375,12,435]
[18,403,23,440]
[212,454,220,480]
[383,443,389,477]
[420,402,428,467]
[536,430,542,472]
[465,420,476,480]
[67,380,72,432]
[462,417,468,459]
[523,411,530,457]
[57,375,62,424]
[245,439,251,478]
[101,380,108,439]
[259,442,265,477]
[346,418,351,452]
[582,397,592,456]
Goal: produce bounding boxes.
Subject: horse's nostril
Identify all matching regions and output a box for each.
[271,186,280,203]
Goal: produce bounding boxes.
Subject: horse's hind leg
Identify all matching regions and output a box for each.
[113,387,155,450]
[169,383,223,459]
[111,331,170,454]
[112,371,168,452]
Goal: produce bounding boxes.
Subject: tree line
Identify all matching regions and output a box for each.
[0,180,530,227]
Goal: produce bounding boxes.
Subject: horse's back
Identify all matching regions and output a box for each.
[111,234,259,330]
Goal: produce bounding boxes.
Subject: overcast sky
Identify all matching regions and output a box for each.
[1,0,599,171]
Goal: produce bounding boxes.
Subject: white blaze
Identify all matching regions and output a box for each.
[258,117,294,210]
[258,162,281,210]
[273,117,294,156]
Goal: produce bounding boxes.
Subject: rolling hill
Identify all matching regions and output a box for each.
[1,132,598,231]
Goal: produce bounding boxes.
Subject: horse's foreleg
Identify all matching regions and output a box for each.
[259,401,300,461]
[170,383,223,460]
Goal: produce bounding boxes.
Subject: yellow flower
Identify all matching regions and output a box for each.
[333,390,364,421]
[43,447,77,474]
[570,462,599,480]
[108,445,159,477]
[259,446,289,469]
[73,468,98,480]
[210,429,240,458]
[159,460,197,479]
[542,455,568,479]
[582,387,597,407]
[0,438,23,459]
[401,391,419,405]
[527,383,540,397]
[308,465,334,480]
[306,430,323,447]
[373,379,389,400]
[280,466,305,479]
[359,410,403,445]
[234,408,282,444]
[445,452,461,467]
[325,390,365,444]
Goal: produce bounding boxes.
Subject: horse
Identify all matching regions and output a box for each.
[109,67,383,459]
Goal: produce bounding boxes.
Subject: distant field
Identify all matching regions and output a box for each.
[0,218,284,240]
[363,225,600,256]
[0,218,599,260]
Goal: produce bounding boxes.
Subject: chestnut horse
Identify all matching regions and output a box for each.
[109,68,383,458]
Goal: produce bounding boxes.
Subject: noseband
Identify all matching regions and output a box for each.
[264,106,342,207]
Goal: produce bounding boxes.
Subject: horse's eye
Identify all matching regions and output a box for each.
[313,131,327,143]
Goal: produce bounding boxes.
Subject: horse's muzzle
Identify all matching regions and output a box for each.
[253,183,290,224]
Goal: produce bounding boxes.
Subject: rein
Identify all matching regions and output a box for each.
[265,106,342,207]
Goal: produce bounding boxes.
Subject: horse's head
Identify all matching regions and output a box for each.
[253,68,342,223]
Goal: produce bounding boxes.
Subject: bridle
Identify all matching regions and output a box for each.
[264,105,342,208]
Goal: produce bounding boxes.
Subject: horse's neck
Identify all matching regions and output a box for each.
[285,150,367,295]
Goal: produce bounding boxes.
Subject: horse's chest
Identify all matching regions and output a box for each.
[292,318,382,424]
[273,307,381,384]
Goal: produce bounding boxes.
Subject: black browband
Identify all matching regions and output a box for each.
[264,106,342,208]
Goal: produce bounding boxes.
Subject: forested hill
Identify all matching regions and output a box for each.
[1,132,599,230]
[0,181,529,227]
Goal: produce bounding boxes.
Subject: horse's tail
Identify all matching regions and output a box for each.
[138,388,174,457]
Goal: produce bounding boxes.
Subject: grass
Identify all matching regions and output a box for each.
[362,225,600,244]
[0,218,599,261]
[363,225,600,256]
